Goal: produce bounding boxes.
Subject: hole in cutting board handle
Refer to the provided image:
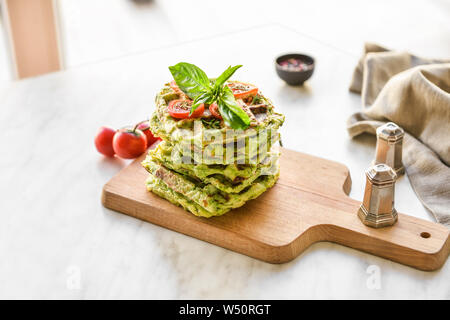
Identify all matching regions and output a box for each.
[420,232,431,239]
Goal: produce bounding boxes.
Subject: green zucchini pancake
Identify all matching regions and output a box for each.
[142,62,285,217]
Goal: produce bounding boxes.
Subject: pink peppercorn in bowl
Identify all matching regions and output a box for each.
[275,53,315,85]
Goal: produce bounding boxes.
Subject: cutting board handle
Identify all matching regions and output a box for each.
[309,198,450,271]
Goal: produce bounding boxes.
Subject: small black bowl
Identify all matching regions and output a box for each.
[275,53,315,85]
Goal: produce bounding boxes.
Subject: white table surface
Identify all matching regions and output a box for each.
[0,24,448,299]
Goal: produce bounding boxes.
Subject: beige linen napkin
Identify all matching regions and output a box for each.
[348,43,450,227]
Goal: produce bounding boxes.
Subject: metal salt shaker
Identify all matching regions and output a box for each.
[358,164,398,228]
[374,122,405,175]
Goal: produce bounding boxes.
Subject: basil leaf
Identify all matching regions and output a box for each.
[168,61,249,129]
[217,86,250,130]
[190,92,212,116]
[214,65,242,90]
[217,101,248,130]
[169,62,211,99]
[221,86,251,125]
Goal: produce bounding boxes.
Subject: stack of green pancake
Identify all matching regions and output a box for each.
[142,82,285,218]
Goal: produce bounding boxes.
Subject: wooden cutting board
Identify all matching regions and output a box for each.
[102,148,450,271]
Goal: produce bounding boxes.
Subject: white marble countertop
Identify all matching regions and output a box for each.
[0,24,448,299]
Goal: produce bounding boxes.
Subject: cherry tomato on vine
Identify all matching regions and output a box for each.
[137,120,158,147]
[94,126,116,157]
[112,126,147,159]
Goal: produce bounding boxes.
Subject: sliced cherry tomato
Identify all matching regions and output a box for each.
[209,103,222,119]
[167,99,204,119]
[169,80,180,92]
[227,82,258,99]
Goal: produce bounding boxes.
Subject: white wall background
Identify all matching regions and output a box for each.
[0,0,449,81]
[57,0,450,68]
